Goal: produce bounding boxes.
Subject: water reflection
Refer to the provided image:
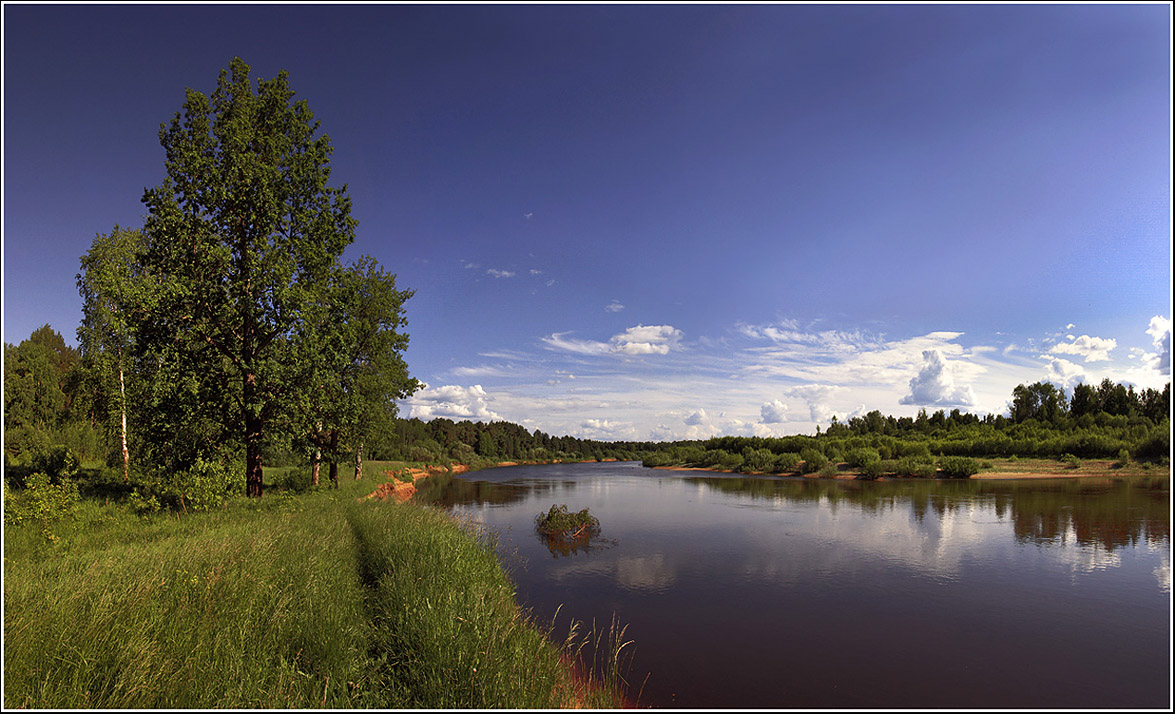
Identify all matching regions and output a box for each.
[419,463,1170,708]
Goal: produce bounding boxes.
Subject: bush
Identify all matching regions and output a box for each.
[773,452,801,473]
[845,448,881,469]
[800,448,828,474]
[817,461,839,478]
[4,471,80,540]
[175,456,242,511]
[859,460,887,480]
[1113,448,1130,468]
[938,456,980,479]
[30,445,81,483]
[1059,453,1080,469]
[535,504,599,540]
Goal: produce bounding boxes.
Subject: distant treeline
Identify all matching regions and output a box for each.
[332,416,652,465]
[643,380,1170,473]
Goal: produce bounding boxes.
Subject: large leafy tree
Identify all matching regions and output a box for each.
[139,57,356,497]
[293,257,419,487]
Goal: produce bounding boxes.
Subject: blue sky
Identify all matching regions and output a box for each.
[3,3,1171,441]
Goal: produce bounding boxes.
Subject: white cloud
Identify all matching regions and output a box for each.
[610,324,682,355]
[684,409,707,426]
[899,349,976,407]
[543,324,683,357]
[530,269,543,275]
[1144,315,1171,374]
[403,384,502,421]
[1049,334,1117,362]
[1044,356,1086,390]
[605,300,625,313]
[759,399,789,424]
[486,268,516,279]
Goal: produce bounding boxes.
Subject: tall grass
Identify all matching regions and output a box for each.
[4,475,628,708]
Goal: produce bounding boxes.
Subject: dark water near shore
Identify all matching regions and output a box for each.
[418,462,1171,709]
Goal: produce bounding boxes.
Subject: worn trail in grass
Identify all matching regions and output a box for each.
[3,473,628,709]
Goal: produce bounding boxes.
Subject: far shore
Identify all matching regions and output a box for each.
[650,462,1169,481]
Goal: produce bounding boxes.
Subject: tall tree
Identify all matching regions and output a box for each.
[139,58,355,497]
[292,257,419,486]
[77,226,146,482]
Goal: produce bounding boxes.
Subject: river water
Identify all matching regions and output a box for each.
[417,461,1171,709]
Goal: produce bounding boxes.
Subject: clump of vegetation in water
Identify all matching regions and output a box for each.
[536,504,600,542]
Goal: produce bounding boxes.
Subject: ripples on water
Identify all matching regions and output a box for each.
[420,462,1171,709]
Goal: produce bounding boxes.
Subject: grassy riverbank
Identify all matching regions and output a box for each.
[3,467,629,709]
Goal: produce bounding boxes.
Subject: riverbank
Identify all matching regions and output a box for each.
[366,458,620,503]
[650,457,1170,481]
[3,469,628,709]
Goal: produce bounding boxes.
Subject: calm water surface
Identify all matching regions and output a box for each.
[418,462,1170,709]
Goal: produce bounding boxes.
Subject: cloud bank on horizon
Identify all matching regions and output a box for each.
[403,315,1172,441]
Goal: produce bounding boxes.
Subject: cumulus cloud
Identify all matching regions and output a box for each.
[1049,334,1116,362]
[684,409,707,426]
[605,300,625,313]
[759,400,789,424]
[899,350,976,407]
[1145,315,1171,374]
[543,324,683,357]
[404,384,501,421]
[486,268,516,279]
[610,325,682,355]
[1044,356,1086,390]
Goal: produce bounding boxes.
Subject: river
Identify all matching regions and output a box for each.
[416,461,1171,709]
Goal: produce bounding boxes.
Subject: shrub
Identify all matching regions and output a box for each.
[859,460,887,480]
[1059,453,1080,469]
[535,504,599,541]
[938,456,980,479]
[30,445,81,483]
[5,471,80,540]
[845,448,881,469]
[175,456,243,511]
[817,461,839,478]
[800,448,828,474]
[773,452,801,473]
[1113,448,1130,468]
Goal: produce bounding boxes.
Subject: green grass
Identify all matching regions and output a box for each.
[4,473,629,708]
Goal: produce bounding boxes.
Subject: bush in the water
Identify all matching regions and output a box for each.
[535,504,599,540]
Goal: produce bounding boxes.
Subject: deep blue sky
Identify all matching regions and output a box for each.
[3,3,1171,440]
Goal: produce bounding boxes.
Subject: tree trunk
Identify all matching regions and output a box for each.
[117,346,129,484]
[245,374,264,498]
[328,430,339,489]
[354,442,363,479]
[311,448,321,487]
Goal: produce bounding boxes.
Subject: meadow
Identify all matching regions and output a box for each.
[2,462,630,709]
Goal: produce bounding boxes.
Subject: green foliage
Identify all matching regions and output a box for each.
[535,504,601,540]
[30,446,81,483]
[845,447,881,468]
[175,456,244,511]
[817,461,839,478]
[799,448,828,474]
[1114,448,1131,468]
[4,472,81,540]
[858,460,888,479]
[137,58,364,497]
[938,456,979,479]
[1059,453,1081,469]
[773,452,801,473]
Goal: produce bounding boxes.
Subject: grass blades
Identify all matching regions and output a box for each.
[3,475,628,709]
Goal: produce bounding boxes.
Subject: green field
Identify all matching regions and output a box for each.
[3,467,629,709]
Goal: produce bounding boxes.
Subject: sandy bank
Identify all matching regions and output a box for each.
[649,464,1166,481]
